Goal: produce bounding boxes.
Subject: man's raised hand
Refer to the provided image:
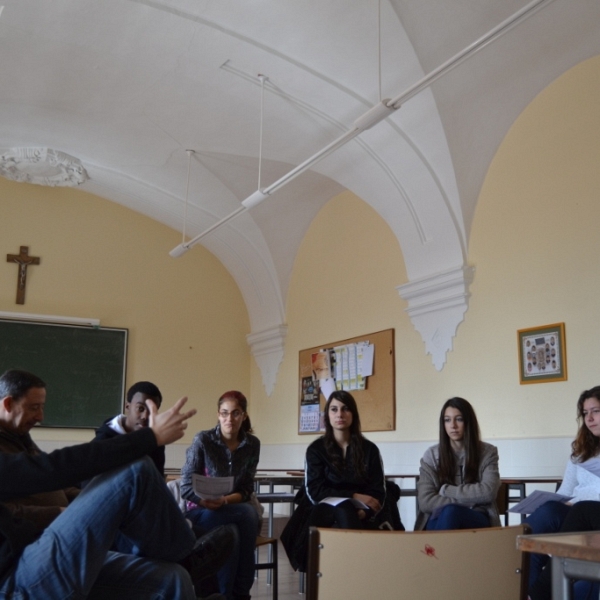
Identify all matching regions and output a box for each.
[147,397,196,446]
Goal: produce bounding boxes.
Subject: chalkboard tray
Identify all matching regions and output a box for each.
[0,319,127,428]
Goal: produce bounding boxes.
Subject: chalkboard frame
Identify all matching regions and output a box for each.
[0,319,128,429]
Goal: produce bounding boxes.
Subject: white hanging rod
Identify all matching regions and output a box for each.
[170,0,556,258]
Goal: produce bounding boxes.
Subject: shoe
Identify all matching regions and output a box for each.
[181,524,236,583]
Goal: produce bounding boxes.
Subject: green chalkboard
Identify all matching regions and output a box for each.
[0,319,127,428]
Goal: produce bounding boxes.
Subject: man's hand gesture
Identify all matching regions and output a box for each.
[147,397,196,446]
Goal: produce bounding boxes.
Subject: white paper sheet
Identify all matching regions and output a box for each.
[192,474,234,500]
[508,489,573,514]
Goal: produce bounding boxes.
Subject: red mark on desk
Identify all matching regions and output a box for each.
[421,544,438,559]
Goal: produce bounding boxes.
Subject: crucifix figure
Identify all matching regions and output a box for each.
[6,246,41,305]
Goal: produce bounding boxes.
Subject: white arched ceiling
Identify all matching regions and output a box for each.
[1,0,599,390]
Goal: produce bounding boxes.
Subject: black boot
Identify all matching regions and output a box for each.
[181,524,236,583]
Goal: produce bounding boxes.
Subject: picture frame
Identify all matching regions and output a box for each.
[517,322,567,384]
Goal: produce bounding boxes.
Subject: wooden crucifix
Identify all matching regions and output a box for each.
[6,246,41,305]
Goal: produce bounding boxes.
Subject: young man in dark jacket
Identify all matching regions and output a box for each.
[94,380,166,475]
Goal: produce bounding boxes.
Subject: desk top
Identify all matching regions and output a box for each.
[518,532,600,562]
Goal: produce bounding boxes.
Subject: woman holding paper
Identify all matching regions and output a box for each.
[304,390,386,529]
[526,386,600,596]
[415,397,500,530]
[180,391,260,600]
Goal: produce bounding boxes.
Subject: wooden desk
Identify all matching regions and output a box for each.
[518,532,600,599]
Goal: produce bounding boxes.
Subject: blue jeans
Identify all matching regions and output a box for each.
[524,500,571,589]
[0,457,197,600]
[425,505,491,530]
[187,502,258,599]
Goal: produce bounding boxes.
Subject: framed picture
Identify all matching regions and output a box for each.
[517,323,567,384]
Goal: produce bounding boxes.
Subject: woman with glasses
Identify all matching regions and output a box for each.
[181,391,260,600]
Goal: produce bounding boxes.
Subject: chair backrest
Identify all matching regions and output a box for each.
[306,525,529,600]
[496,481,508,514]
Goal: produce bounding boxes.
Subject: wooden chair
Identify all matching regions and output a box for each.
[306,524,530,600]
[255,535,278,600]
[496,481,510,525]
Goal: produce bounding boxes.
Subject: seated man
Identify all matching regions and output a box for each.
[0,369,234,599]
[0,369,80,531]
[93,379,224,598]
[94,380,165,475]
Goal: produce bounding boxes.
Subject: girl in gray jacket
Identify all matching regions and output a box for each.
[415,397,500,530]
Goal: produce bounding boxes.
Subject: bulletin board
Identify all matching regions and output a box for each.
[298,329,395,434]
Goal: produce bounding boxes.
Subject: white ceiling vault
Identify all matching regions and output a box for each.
[1,0,599,392]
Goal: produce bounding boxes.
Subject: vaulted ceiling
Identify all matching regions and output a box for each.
[1,0,599,386]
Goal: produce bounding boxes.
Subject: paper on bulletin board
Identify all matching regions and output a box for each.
[332,342,373,391]
[299,403,321,432]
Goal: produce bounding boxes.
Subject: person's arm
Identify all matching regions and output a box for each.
[438,445,500,506]
[1,499,65,531]
[0,429,156,502]
[231,436,260,503]
[305,440,348,503]
[417,451,456,514]
[0,396,194,502]
[180,432,205,504]
[199,435,261,509]
[556,459,577,496]
[64,487,80,502]
[352,442,386,513]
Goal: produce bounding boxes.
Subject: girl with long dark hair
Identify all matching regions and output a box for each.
[305,390,386,529]
[415,397,500,530]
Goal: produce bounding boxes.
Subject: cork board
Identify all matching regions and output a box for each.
[298,329,395,434]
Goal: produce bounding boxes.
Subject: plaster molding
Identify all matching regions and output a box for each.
[397,265,474,371]
[0,147,88,187]
[247,324,288,396]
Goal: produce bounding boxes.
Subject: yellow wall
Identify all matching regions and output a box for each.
[0,180,250,442]
[251,55,600,445]
[3,56,600,449]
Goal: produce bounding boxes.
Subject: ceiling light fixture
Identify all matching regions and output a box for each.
[170,0,556,258]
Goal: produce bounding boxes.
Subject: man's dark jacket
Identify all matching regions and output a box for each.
[0,428,157,585]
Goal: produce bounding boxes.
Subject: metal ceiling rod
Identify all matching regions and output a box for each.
[170,0,556,258]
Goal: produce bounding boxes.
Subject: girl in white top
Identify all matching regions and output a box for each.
[526,386,600,593]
